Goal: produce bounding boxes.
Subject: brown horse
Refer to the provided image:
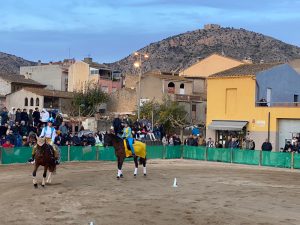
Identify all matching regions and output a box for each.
[104,133,147,179]
[32,137,56,188]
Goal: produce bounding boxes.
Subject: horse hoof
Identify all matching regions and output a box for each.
[34,184,38,188]
[134,174,137,177]
[42,185,45,188]
[120,174,124,178]
[117,176,120,179]
[144,174,147,176]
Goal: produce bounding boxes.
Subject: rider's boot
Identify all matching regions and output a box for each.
[28,154,35,164]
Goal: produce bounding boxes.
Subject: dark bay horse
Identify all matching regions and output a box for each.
[104,133,147,179]
[32,137,56,188]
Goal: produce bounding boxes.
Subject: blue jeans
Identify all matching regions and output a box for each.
[127,138,135,155]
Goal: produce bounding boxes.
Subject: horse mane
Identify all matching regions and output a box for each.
[110,133,123,143]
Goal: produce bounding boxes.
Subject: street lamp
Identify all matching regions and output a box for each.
[133,52,149,120]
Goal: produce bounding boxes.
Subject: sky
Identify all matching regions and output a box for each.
[0,0,300,63]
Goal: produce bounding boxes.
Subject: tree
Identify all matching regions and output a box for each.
[72,82,109,117]
[139,97,189,134]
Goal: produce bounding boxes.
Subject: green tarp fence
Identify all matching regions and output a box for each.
[207,148,231,163]
[183,146,205,160]
[233,149,260,165]
[1,146,300,170]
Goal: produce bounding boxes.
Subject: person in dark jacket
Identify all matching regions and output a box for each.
[87,133,96,146]
[20,109,29,125]
[261,139,272,151]
[0,107,9,125]
[32,108,40,127]
[173,134,182,146]
[15,108,22,123]
[72,133,81,146]
[112,114,123,135]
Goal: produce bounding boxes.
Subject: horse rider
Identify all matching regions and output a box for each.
[28,117,59,164]
[122,122,135,156]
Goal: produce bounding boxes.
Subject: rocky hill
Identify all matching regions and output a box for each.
[109,26,300,75]
[0,52,36,74]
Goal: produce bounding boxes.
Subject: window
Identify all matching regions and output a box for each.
[36,98,40,106]
[294,95,298,103]
[167,82,175,94]
[24,98,28,106]
[192,104,196,120]
[30,98,34,106]
[90,68,99,75]
[179,83,185,95]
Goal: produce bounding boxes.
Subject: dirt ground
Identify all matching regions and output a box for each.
[1,160,300,225]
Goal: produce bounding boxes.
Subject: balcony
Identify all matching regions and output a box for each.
[174,94,206,102]
[256,101,300,107]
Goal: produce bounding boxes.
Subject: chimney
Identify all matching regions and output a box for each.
[84,57,93,64]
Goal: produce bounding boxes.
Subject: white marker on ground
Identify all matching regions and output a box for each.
[173,178,178,187]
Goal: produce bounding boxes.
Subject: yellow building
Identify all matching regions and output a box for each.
[179,53,245,78]
[68,57,121,92]
[206,63,300,151]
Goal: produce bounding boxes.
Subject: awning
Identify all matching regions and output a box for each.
[208,120,248,131]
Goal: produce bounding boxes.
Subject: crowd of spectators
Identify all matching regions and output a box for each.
[0,107,104,148]
[112,114,166,141]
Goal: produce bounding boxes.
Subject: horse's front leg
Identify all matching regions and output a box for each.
[32,164,39,188]
[42,166,47,187]
[134,156,138,177]
[117,157,124,179]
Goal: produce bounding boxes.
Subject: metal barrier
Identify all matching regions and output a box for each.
[0,146,299,170]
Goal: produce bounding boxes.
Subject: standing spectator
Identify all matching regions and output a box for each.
[55,113,63,127]
[20,109,29,125]
[173,134,181,145]
[32,107,40,127]
[1,107,9,125]
[72,133,81,146]
[0,123,8,137]
[241,138,250,149]
[59,121,69,135]
[40,108,50,124]
[249,139,255,150]
[87,133,96,146]
[186,134,194,146]
[206,137,215,147]
[15,108,22,123]
[8,107,16,126]
[283,141,293,152]
[140,116,149,128]
[229,137,239,149]
[153,123,161,140]
[168,135,174,146]
[224,136,232,148]
[162,135,168,146]
[192,125,200,137]
[28,109,33,125]
[261,139,272,151]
